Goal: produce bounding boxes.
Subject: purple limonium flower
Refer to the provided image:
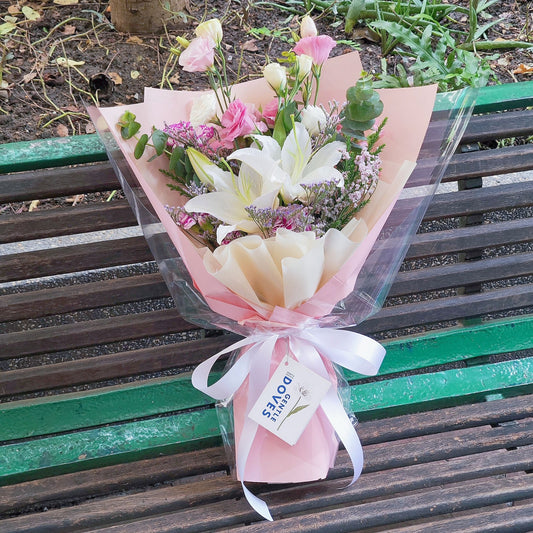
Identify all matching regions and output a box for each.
[245,204,313,238]
[163,121,216,152]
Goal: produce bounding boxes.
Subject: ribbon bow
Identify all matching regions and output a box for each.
[191,327,385,521]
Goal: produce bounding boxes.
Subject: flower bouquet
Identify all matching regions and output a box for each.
[89,15,475,521]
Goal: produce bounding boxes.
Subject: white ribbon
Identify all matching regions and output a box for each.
[191,327,386,521]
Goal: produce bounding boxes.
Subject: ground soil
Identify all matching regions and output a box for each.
[1,0,531,145]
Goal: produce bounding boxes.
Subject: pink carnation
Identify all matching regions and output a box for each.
[218,99,258,147]
[178,211,196,230]
[179,36,215,73]
[293,35,336,65]
[262,98,279,128]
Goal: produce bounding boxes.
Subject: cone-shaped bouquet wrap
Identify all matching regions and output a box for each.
[90,45,475,519]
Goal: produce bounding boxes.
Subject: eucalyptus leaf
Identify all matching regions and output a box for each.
[134,134,149,159]
[151,129,168,156]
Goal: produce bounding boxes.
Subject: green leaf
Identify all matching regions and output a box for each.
[273,114,287,147]
[346,97,383,122]
[343,118,375,132]
[118,111,141,140]
[345,0,364,33]
[169,146,186,175]
[120,121,140,140]
[0,22,17,36]
[151,129,168,156]
[117,111,135,126]
[134,134,149,159]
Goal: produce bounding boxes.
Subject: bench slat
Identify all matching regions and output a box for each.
[424,181,533,220]
[49,440,531,532]
[358,284,533,333]
[0,272,166,323]
[0,200,137,245]
[0,136,108,174]
[5,314,532,399]
[443,143,533,181]
[0,162,118,203]
[351,358,533,420]
[1,308,195,359]
[0,446,228,516]
[461,109,533,144]
[0,237,152,283]
[389,253,533,297]
[355,315,533,379]
[0,335,236,398]
[406,217,532,259]
[389,503,533,533]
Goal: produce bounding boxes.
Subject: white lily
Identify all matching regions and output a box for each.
[230,122,345,203]
[184,147,280,242]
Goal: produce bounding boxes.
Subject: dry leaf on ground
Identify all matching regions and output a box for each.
[513,64,533,75]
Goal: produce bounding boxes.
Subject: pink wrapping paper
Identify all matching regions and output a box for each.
[93,51,438,484]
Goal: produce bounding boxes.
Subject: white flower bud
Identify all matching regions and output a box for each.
[263,62,287,92]
[300,15,317,38]
[195,18,223,44]
[189,92,217,127]
[296,54,313,80]
[301,105,327,135]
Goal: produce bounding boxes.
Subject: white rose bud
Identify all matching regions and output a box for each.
[195,18,223,44]
[189,93,217,127]
[300,15,317,38]
[263,62,287,92]
[296,54,313,80]
[301,105,327,135]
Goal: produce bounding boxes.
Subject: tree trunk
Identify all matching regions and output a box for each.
[109,0,189,34]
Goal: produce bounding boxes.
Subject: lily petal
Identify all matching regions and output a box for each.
[186,147,233,191]
[216,224,238,243]
[229,149,286,193]
[304,140,345,175]
[281,123,312,181]
[249,134,282,160]
[299,166,344,186]
[185,191,247,225]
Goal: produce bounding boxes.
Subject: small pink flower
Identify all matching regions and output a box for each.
[179,36,215,73]
[262,98,279,128]
[178,211,196,230]
[218,99,257,146]
[293,35,336,65]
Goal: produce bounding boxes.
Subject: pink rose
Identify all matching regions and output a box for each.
[262,98,279,128]
[179,36,215,73]
[293,35,336,65]
[218,99,257,147]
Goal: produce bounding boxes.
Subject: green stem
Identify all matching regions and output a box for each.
[207,71,227,113]
[458,40,533,51]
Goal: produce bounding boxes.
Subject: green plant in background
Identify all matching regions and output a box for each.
[464,0,502,45]
[370,21,494,91]
[282,0,533,91]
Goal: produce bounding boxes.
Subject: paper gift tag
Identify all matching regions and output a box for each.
[248,357,331,445]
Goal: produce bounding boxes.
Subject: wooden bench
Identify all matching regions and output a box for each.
[1,81,532,531]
